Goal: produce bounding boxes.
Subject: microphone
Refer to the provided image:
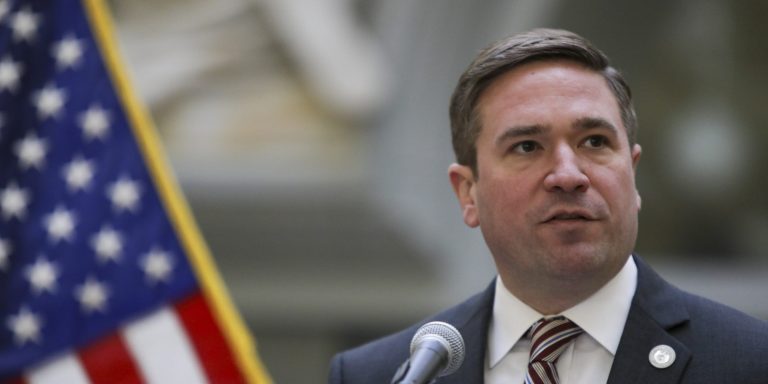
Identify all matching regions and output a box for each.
[391,321,465,384]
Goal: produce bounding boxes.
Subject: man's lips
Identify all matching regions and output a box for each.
[542,209,598,223]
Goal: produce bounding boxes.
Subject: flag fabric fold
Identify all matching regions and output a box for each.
[0,0,271,382]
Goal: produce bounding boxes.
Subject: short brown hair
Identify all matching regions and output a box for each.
[449,28,637,172]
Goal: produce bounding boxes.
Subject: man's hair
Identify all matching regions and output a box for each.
[449,28,637,173]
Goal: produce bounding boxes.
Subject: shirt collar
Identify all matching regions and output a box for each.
[487,256,637,368]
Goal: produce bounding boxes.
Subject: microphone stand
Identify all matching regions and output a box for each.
[390,339,447,384]
[390,360,410,384]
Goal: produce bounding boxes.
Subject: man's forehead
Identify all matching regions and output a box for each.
[481,59,607,98]
[476,60,625,135]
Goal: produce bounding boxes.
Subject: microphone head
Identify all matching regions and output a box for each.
[409,321,465,376]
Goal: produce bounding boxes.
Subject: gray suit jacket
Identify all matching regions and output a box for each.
[328,256,768,383]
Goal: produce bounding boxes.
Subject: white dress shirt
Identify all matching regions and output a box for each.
[485,257,637,384]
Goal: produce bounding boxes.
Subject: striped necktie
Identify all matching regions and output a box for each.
[524,317,583,384]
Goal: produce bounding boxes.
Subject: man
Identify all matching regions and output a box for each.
[328,28,768,383]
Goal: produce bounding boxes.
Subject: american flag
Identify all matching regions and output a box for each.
[0,0,271,382]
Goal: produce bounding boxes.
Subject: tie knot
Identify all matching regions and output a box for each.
[528,316,583,363]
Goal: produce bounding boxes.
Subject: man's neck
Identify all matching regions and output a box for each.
[498,264,625,315]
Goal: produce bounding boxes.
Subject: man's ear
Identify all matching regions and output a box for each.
[631,143,642,170]
[448,163,479,228]
[631,143,642,210]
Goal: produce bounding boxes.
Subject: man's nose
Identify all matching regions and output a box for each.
[543,145,590,193]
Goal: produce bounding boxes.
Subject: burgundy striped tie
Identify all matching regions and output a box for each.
[524,317,583,384]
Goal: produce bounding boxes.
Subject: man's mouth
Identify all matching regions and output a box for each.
[543,210,596,223]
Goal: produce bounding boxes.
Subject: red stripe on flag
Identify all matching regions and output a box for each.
[78,332,144,384]
[5,376,27,384]
[175,292,245,383]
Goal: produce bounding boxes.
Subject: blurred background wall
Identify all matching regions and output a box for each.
[108,0,768,382]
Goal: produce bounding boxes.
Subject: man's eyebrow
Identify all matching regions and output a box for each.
[494,124,548,146]
[572,117,618,133]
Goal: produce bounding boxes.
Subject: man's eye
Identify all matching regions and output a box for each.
[512,141,539,153]
[584,135,608,148]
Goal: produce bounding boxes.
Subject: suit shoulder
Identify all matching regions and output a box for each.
[329,326,414,384]
[635,256,768,343]
[680,290,768,343]
[670,291,768,381]
[328,283,494,383]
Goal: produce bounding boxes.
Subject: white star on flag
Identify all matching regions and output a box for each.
[26,258,59,294]
[43,206,76,242]
[14,133,47,170]
[6,307,43,346]
[10,7,39,42]
[91,226,123,263]
[33,84,66,119]
[79,104,110,140]
[1,182,30,219]
[75,277,109,313]
[0,238,10,270]
[108,176,141,212]
[141,248,173,284]
[62,156,95,191]
[0,56,22,92]
[52,34,84,69]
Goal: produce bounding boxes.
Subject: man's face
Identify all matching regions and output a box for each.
[449,59,642,297]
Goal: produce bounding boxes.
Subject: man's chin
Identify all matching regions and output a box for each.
[541,245,617,279]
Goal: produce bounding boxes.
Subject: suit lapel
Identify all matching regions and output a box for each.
[607,256,692,384]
